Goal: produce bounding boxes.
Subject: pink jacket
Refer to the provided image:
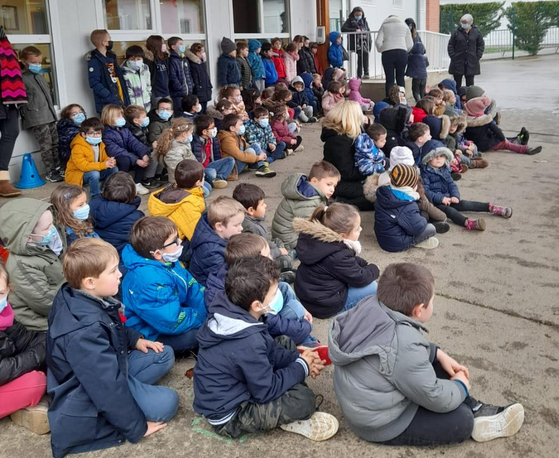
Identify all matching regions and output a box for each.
[271,119,296,143]
[348,78,371,105]
[283,52,299,84]
[322,91,345,115]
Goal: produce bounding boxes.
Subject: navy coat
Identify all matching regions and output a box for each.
[189,213,227,286]
[168,50,194,98]
[398,130,422,165]
[103,126,151,163]
[186,51,213,103]
[297,47,316,75]
[56,118,80,163]
[290,88,309,107]
[448,26,485,76]
[406,34,428,79]
[146,57,170,98]
[463,114,504,152]
[217,53,242,87]
[421,163,460,204]
[191,134,222,164]
[86,49,130,114]
[374,186,428,252]
[46,285,145,458]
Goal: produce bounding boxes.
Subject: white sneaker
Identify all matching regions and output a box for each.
[280,412,339,441]
[135,183,150,195]
[294,144,305,153]
[471,403,524,442]
[414,237,439,249]
[10,397,50,435]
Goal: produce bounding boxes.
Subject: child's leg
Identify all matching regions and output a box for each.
[436,204,468,226]
[48,122,60,169]
[303,106,313,119]
[128,345,175,385]
[269,141,286,161]
[205,157,235,181]
[341,281,378,314]
[127,376,179,423]
[82,171,102,198]
[412,79,421,103]
[0,371,46,419]
[31,124,59,173]
[99,168,118,193]
[489,139,528,154]
[255,79,265,92]
[278,282,306,320]
[157,329,199,353]
[144,157,159,180]
[452,200,490,213]
[298,109,309,123]
[247,143,266,168]
[411,223,437,247]
[202,181,212,197]
[288,122,298,134]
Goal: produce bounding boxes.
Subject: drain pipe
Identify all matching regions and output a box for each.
[417,0,421,29]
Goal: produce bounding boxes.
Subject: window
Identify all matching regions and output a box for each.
[11,43,56,102]
[233,0,288,35]
[103,0,152,30]
[160,0,205,35]
[263,0,287,34]
[0,0,49,34]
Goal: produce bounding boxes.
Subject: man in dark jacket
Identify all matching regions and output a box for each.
[168,36,194,116]
[447,14,484,89]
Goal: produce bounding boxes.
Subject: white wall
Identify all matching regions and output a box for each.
[349,0,425,30]
[290,0,317,40]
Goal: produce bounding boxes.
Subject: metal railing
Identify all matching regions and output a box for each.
[483,26,559,60]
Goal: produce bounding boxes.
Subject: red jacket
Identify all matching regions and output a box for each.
[272,50,287,79]
[313,54,323,76]
[412,106,428,124]
[271,119,296,143]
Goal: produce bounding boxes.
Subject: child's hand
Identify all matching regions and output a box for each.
[258,153,267,161]
[144,421,167,437]
[136,338,165,354]
[152,140,158,149]
[268,143,276,152]
[106,158,116,168]
[142,154,150,163]
[450,197,460,204]
[451,371,471,391]
[290,138,297,145]
[279,247,288,256]
[465,149,473,156]
[300,349,318,371]
[302,105,307,109]
[438,349,470,379]
[310,360,326,379]
[136,158,148,168]
[455,150,462,157]
[441,197,452,206]
[303,309,313,324]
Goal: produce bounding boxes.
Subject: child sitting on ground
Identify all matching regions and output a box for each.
[445,114,488,170]
[47,238,179,457]
[148,160,205,241]
[290,76,317,123]
[354,124,387,177]
[443,89,462,116]
[0,263,49,435]
[219,85,249,121]
[122,217,206,353]
[147,97,174,145]
[181,94,202,121]
[272,160,340,251]
[348,78,374,111]
[189,196,245,286]
[242,87,262,117]
[330,262,525,445]
[57,104,86,174]
[65,117,118,197]
[311,74,325,113]
[245,106,287,162]
[206,99,234,131]
[411,96,435,124]
[269,102,303,154]
[322,81,346,116]
[294,203,380,319]
[421,145,513,231]
[379,104,413,157]
[193,255,338,441]
[374,164,439,252]
[0,199,65,331]
[51,184,98,246]
[301,73,319,117]
[398,122,432,165]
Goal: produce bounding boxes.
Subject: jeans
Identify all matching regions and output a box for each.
[83,167,118,197]
[157,328,199,352]
[341,281,378,313]
[490,139,528,154]
[267,142,287,162]
[236,143,265,173]
[115,155,146,183]
[127,346,179,423]
[0,371,46,419]
[382,49,408,96]
[412,223,436,246]
[436,200,490,227]
[412,78,427,103]
[288,122,298,134]
[453,74,475,90]
[0,106,20,171]
[202,180,212,197]
[205,157,235,182]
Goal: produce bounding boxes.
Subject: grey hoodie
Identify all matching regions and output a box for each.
[329,295,467,442]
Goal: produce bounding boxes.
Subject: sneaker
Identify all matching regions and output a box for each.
[46,170,63,183]
[519,127,530,145]
[280,412,339,441]
[465,218,486,231]
[363,74,370,80]
[294,144,305,153]
[58,168,65,178]
[526,146,542,155]
[470,402,525,442]
[495,112,501,125]
[141,178,162,188]
[308,117,318,123]
[156,172,169,183]
[451,172,462,181]
[212,179,228,189]
[279,270,296,284]
[414,237,439,249]
[285,148,294,156]
[433,221,451,234]
[298,343,331,366]
[490,204,513,218]
[135,183,150,195]
[10,397,50,435]
[255,163,276,178]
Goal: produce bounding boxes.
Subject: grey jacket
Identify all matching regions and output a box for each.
[329,296,467,442]
[241,215,282,259]
[20,69,56,130]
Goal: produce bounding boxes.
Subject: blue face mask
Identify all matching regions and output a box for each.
[179,45,186,54]
[185,134,193,143]
[354,15,363,21]
[130,59,143,70]
[140,117,150,128]
[73,112,86,125]
[73,204,90,221]
[237,124,246,136]
[86,135,102,145]
[0,296,8,314]
[31,225,58,246]
[115,117,126,128]
[461,23,470,29]
[28,63,42,74]
[262,288,283,315]
[158,110,172,121]
[258,118,269,128]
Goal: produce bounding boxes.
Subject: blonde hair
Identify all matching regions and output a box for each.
[322,100,363,140]
[207,196,246,228]
[100,104,124,127]
[310,203,360,235]
[20,46,42,62]
[155,118,194,158]
[443,89,455,103]
[63,238,119,289]
[433,105,446,116]
[90,29,109,47]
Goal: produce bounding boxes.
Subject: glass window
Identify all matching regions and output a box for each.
[160,0,205,35]
[233,0,288,34]
[263,0,287,34]
[233,0,260,34]
[11,43,58,104]
[0,0,49,35]
[103,0,152,30]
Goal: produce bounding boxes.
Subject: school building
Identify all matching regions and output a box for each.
[2,0,438,178]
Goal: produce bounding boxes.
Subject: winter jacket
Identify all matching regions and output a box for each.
[217,53,242,87]
[156,139,196,184]
[421,163,460,204]
[121,59,152,111]
[146,57,170,98]
[262,56,278,86]
[122,244,206,341]
[379,105,412,157]
[271,49,287,79]
[374,186,427,252]
[342,14,372,52]
[245,119,276,149]
[147,109,172,143]
[0,199,65,331]
[463,103,503,152]
[329,296,467,443]
[56,118,81,163]
[46,285,146,458]
[398,130,422,165]
[294,218,380,319]
[312,83,325,102]
[422,115,450,142]
[168,49,194,99]
[191,134,222,166]
[271,174,328,250]
[375,16,414,54]
[20,69,56,129]
[348,78,372,106]
[242,215,282,259]
[193,290,309,424]
[189,213,227,286]
[89,196,144,256]
[86,49,130,113]
[354,133,386,176]
[439,78,462,110]
[248,41,265,80]
[127,122,151,148]
[411,105,429,124]
[236,56,252,89]
[328,31,345,68]
[290,87,309,108]
[321,91,344,115]
[65,135,110,187]
[103,125,151,164]
[217,130,259,165]
[283,52,299,84]
[448,26,485,76]
[271,119,296,144]
[185,50,213,103]
[297,47,316,75]
[406,34,428,79]
[147,185,205,241]
[0,305,46,386]
[301,73,317,106]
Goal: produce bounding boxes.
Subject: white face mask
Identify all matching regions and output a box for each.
[209,127,218,138]
[161,245,183,263]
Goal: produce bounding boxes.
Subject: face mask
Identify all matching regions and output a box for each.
[179,45,186,53]
[409,24,413,30]
[258,118,269,128]
[234,95,242,103]
[354,15,362,21]
[161,245,183,264]
[130,59,143,70]
[158,110,172,121]
[185,134,193,143]
[31,225,58,246]
[28,63,42,74]
[209,127,217,138]
[73,112,86,125]
[48,231,63,256]
[140,117,150,128]
[0,296,8,314]
[237,124,245,136]
[73,204,90,221]
[115,117,126,128]
[260,288,283,315]
[86,135,102,145]
[195,104,202,113]
[106,40,114,51]
[161,44,167,53]
[200,52,207,61]
[461,23,470,29]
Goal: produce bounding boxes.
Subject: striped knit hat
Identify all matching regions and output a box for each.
[390,164,419,188]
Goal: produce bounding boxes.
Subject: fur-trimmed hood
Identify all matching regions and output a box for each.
[449,112,467,134]
[206,105,223,120]
[465,99,498,128]
[422,115,450,140]
[421,144,454,165]
[293,217,343,244]
[185,50,202,65]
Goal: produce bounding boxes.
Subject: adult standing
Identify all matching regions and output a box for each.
[375,16,413,97]
[342,7,371,79]
[447,14,485,89]
[405,18,429,103]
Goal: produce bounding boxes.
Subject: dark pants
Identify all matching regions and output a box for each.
[412,223,436,246]
[436,200,489,227]
[412,78,427,103]
[453,74,475,90]
[357,50,370,78]
[382,49,408,96]
[115,155,146,184]
[0,106,21,171]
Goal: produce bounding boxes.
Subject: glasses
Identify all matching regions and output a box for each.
[85,131,102,137]
[161,236,181,249]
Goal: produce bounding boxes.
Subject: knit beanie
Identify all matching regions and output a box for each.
[388,146,415,171]
[390,164,419,188]
[465,96,491,117]
[221,37,236,54]
[466,85,485,101]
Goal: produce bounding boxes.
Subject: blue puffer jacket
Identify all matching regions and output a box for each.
[193,290,309,425]
[217,53,242,87]
[205,264,312,344]
[374,186,428,252]
[248,40,265,80]
[86,49,130,114]
[301,73,317,104]
[328,31,344,68]
[191,134,222,165]
[121,244,206,341]
[405,34,428,79]
[439,79,462,110]
[168,50,194,98]
[103,125,151,163]
[262,56,278,85]
[290,88,309,107]
[56,118,81,163]
[421,163,460,204]
[189,213,227,286]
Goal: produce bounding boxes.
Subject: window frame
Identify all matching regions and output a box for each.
[231,0,290,39]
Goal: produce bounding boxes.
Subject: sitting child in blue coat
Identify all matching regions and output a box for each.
[122,216,206,353]
[46,238,178,458]
[193,255,339,441]
[374,164,438,252]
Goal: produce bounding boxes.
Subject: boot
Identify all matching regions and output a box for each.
[489,203,513,219]
[519,127,529,145]
[460,164,469,173]
[471,158,489,168]
[465,218,486,231]
[0,170,21,197]
[451,172,462,181]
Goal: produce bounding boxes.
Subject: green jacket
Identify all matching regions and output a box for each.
[271,173,328,250]
[0,199,65,331]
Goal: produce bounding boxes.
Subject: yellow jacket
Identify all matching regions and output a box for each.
[147,184,205,240]
[65,135,109,187]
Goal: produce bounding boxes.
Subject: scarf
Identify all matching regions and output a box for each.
[390,185,421,201]
[0,27,27,105]
[343,238,362,256]
[0,303,14,331]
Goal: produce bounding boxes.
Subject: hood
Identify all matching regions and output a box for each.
[320,126,343,143]
[70,133,91,149]
[373,101,389,122]
[382,16,405,26]
[422,115,450,140]
[332,68,345,81]
[292,217,345,264]
[448,112,467,133]
[379,105,411,132]
[405,18,417,29]
[205,263,228,306]
[90,196,141,229]
[121,59,143,73]
[248,39,262,53]
[281,174,322,200]
[421,143,453,165]
[190,213,227,252]
[348,78,361,91]
[206,105,223,120]
[291,75,304,87]
[0,198,53,256]
[464,99,497,127]
[439,78,457,94]
[466,85,485,102]
[329,31,341,45]
[197,290,266,350]
[185,50,202,65]
[147,186,193,217]
[301,73,314,89]
[464,96,491,117]
[375,185,416,210]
